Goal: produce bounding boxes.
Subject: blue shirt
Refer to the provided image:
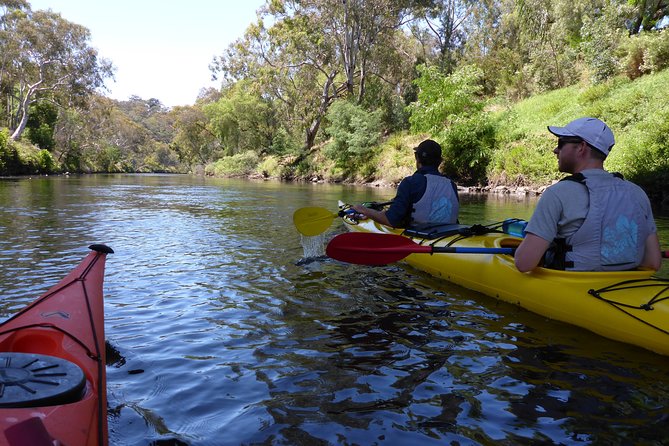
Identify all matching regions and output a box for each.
[385,166,457,227]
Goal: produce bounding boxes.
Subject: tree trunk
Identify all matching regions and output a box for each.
[10,94,32,141]
[304,70,338,150]
[342,0,360,96]
[357,59,366,104]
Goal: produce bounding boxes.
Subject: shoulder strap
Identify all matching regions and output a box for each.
[561,171,624,182]
[559,173,586,183]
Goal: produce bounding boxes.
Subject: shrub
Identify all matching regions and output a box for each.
[373,133,418,185]
[270,128,301,156]
[408,64,485,134]
[580,11,627,83]
[0,128,8,173]
[26,101,57,150]
[619,29,669,79]
[205,151,259,177]
[439,114,495,186]
[34,149,56,173]
[257,155,282,178]
[95,146,123,173]
[26,124,56,151]
[323,100,383,172]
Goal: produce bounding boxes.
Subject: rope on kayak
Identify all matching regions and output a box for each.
[426,223,503,247]
[588,278,669,335]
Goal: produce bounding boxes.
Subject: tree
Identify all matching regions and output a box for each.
[117,96,175,144]
[203,81,275,156]
[210,0,417,151]
[408,64,485,133]
[323,99,383,170]
[170,105,221,166]
[25,99,57,149]
[411,0,474,74]
[0,5,113,140]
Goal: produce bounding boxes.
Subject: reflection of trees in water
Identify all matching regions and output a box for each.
[251,264,669,444]
[250,268,487,442]
[501,342,669,444]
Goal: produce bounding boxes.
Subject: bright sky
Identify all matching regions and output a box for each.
[27,0,266,107]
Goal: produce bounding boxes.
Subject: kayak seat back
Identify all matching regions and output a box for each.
[403,224,473,239]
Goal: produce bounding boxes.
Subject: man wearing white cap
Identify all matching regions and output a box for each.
[515,117,661,272]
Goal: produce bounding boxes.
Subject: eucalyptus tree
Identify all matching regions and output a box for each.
[0,4,113,140]
[211,0,419,151]
[170,105,222,167]
[411,0,475,73]
[203,80,275,156]
[0,0,30,124]
[211,8,336,150]
[465,0,591,95]
[53,95,153,172]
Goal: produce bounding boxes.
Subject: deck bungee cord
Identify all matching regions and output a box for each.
[588,278,669,336]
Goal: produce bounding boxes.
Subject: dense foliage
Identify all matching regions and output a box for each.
[1,0,669,206]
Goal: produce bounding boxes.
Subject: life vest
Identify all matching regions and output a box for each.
[545,172,651,271]
[410,174,459,225]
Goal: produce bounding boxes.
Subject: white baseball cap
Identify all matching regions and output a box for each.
[548,117,615,156]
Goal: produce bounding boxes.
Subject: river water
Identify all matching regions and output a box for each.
[1,174,669,446]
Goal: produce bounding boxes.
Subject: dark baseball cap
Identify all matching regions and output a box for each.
[413,139,442,164]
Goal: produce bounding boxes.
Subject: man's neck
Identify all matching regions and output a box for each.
[573,160,605,173]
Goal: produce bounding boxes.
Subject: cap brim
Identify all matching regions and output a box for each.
[547,125,577,137]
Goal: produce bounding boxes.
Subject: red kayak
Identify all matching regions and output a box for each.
[0,245,113,446]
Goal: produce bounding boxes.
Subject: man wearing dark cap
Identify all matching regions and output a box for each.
[351,139,459,227]
[515,117,661,272]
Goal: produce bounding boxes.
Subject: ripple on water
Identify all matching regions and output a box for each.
[3,176,669,445]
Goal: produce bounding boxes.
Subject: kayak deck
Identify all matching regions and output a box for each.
[0,245,112,446]
[342,218,669,356]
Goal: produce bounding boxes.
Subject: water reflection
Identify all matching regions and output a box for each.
[1,175,669,445]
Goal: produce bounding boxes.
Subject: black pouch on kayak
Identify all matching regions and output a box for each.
[403,223,472,239]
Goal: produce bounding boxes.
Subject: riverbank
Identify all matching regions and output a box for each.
[284,172,669,213]
[294,172,551,197]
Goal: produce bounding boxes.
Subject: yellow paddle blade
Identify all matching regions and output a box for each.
[293,207,338,236]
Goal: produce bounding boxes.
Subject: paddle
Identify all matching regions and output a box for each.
[293,201,393,236]
[326,232,515,265]
[293,207,341,236]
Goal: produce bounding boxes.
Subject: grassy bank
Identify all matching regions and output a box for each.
[212,70,668,206]
[490,71,669,197]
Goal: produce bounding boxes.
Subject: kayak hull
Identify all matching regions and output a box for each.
[0,246,111,446]
[343,218,669,356]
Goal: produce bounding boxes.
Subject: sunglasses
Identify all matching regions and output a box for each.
[556,137,583,150]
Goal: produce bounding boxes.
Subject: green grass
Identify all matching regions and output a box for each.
[490,69,669,196]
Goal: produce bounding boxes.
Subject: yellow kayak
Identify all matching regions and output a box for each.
[339,216,669,356]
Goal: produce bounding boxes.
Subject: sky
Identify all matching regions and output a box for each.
[27,0,266,107]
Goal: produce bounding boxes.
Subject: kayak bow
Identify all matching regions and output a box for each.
[0,245,113,446]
